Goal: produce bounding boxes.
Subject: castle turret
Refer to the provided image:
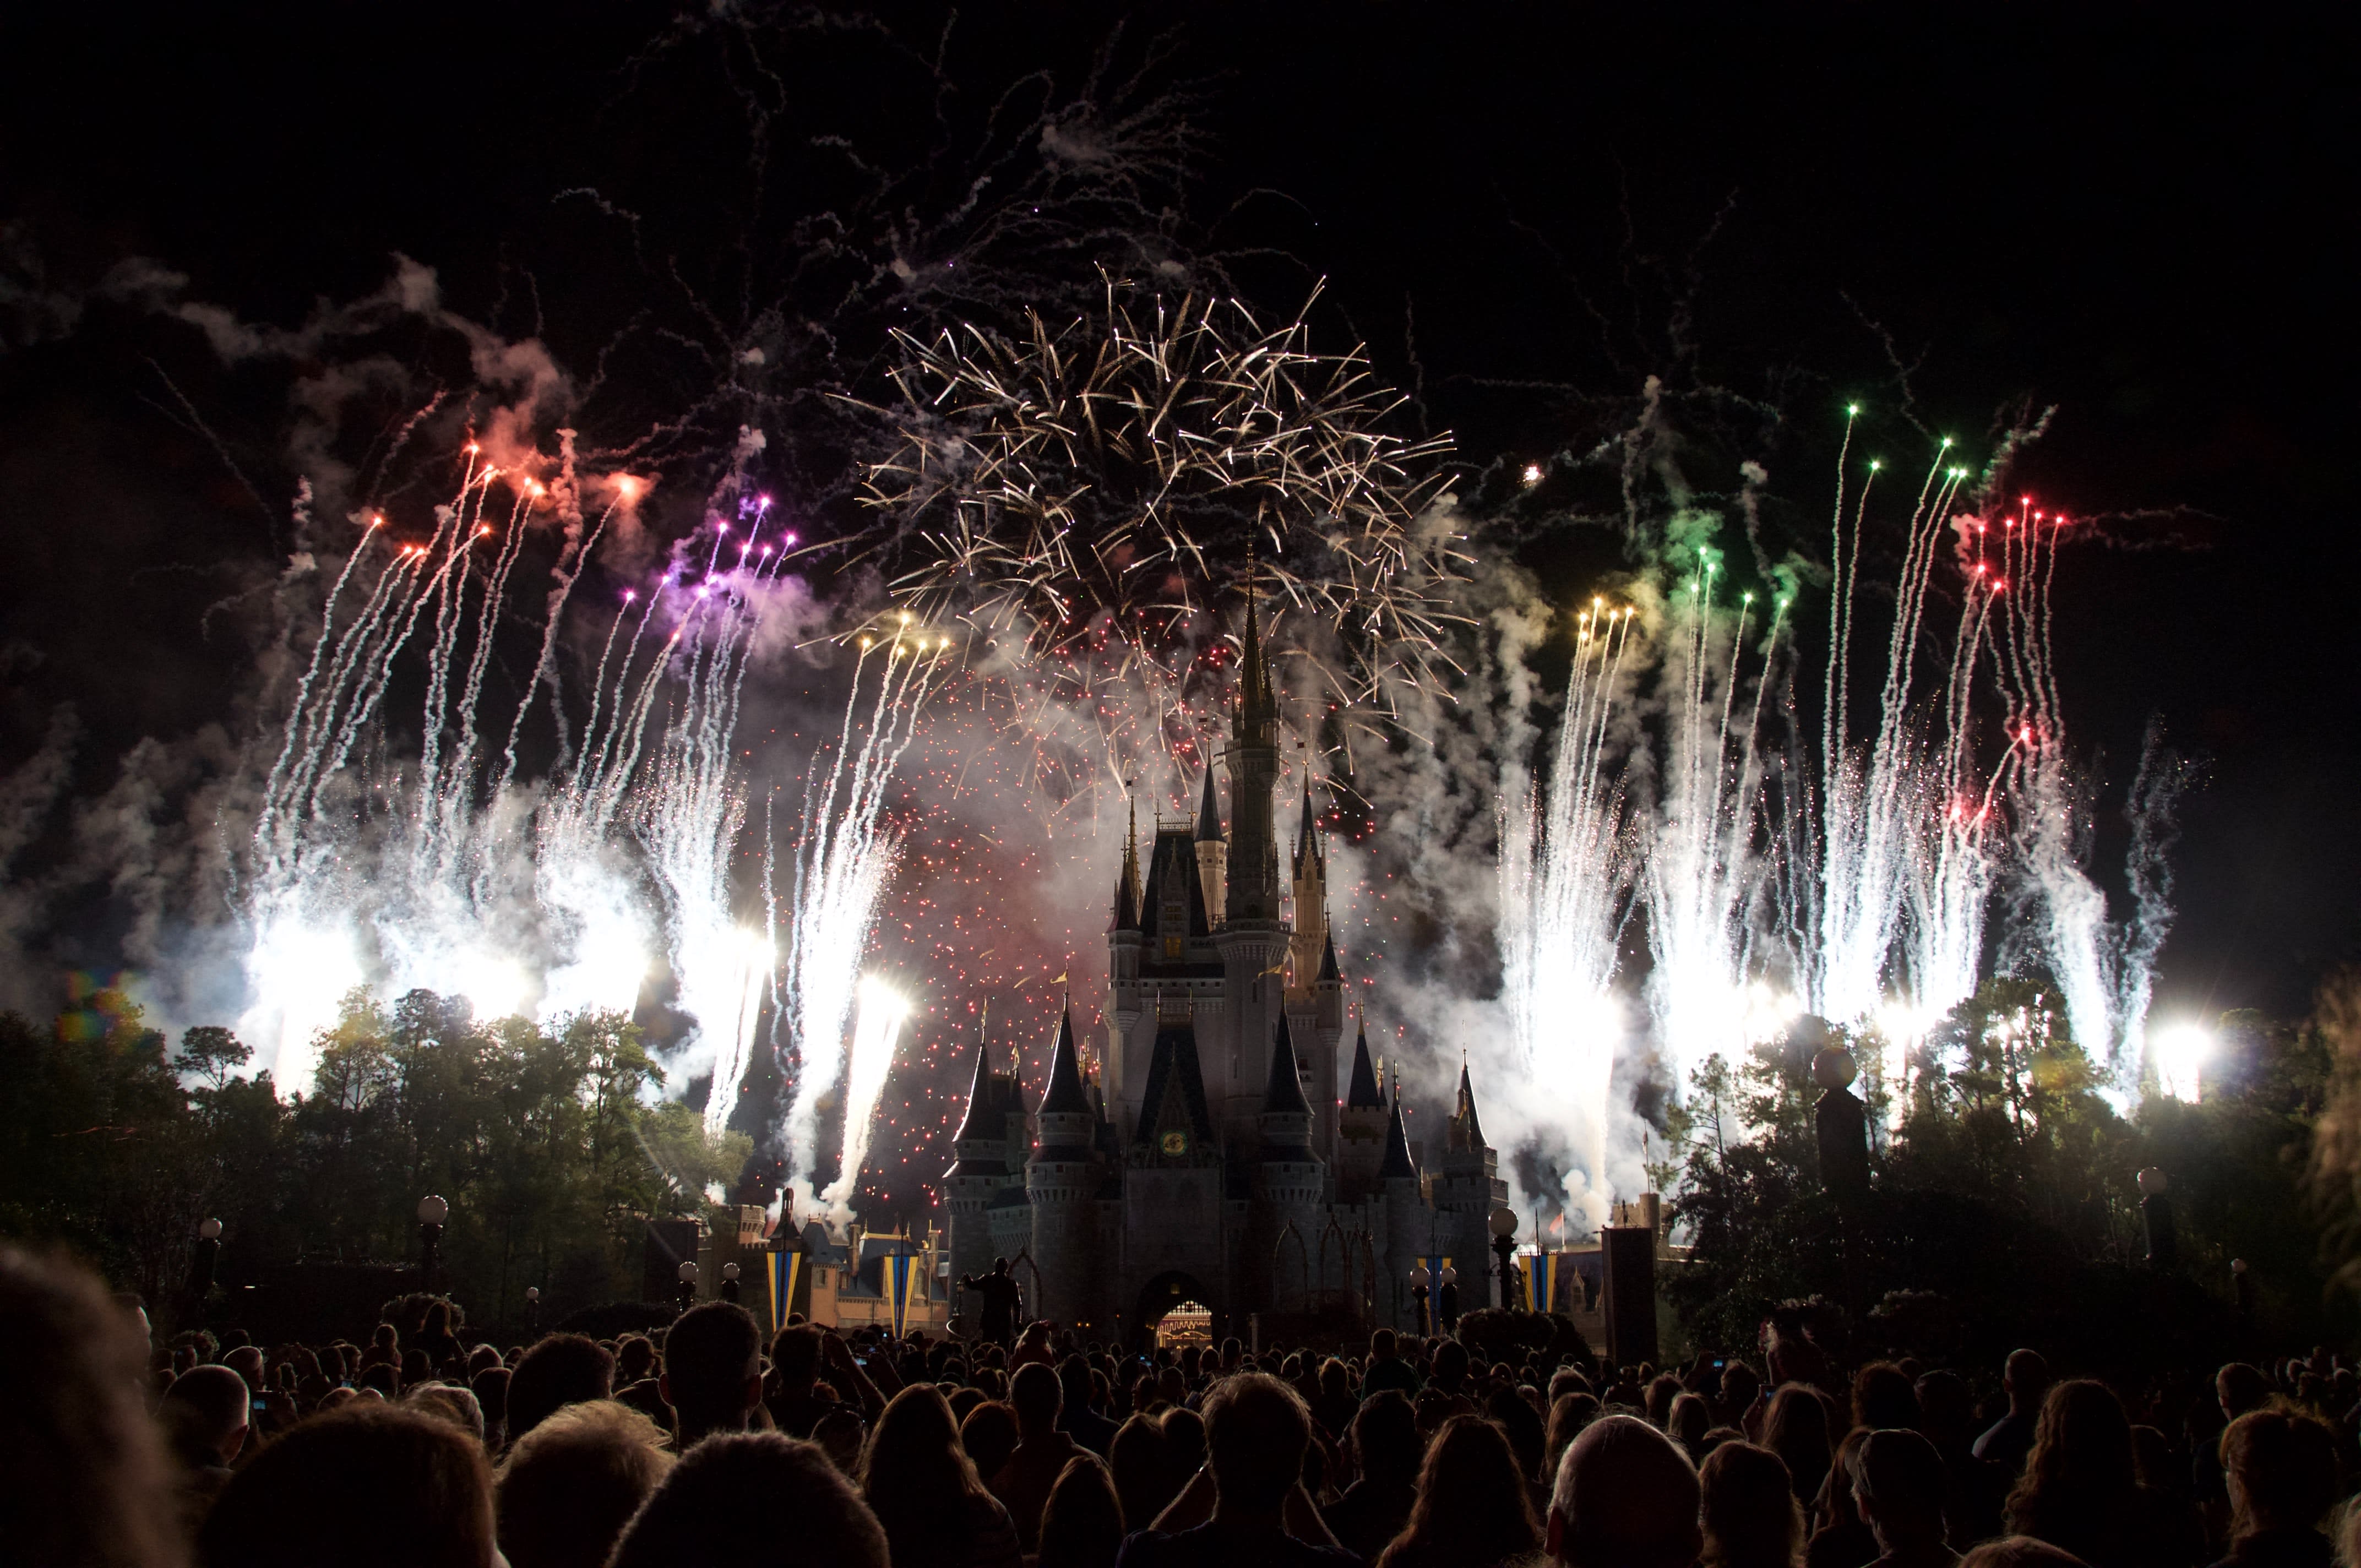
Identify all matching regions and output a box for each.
[1287,775,1328,992]
[1194,766,1227,925]
[1108,799,1144,1111]
[1377,1070,1428,1330]
[1027,1002,1105,1329]
[1335,1011,1388,1200]
[1216,590,1288,1155]
[945,1024,1023,1289]
[1252,1015,1325,1310]
[1435,1055,1509,1308]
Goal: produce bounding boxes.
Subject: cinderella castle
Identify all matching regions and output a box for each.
[943,598,1507,1338]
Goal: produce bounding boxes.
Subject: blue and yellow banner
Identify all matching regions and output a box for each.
[1525,1251,1557,1314]
[766,1250,804,1335]
[885,1253,916,1337]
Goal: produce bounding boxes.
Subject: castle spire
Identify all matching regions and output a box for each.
[1345,1008,1383,1109]
[1195,765,1222,843]
[1263,1014,1312,1117]
[951,1016,997,1144]
[1112,794,1141,931]
[1450,1055,1488,1151]
[1379,1069,1417,1179]
[1041,999,1090,1115]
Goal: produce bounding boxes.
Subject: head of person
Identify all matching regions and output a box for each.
[1110,1412,1173,1527]
[199,1402,497,1568]
[608,1433,886,1568]
[861,1384,989,1564]
[1432,1338,1471,1386]
[1391,1413,1541,1565]
[1959,1539,2092,1568]
[1761,1385,1831,1502]
[1912,1369,1973,1446]
[1547,1391,1602,1480]
[1037,1453,1125,1568]
[1370,1327,1399,1362]
[959,1397,1020,1479]
[770,1324,823,1392]
[1201,1373,1309,1513]
[2221,1408,2336,1540]
[1851,1363,1918,1433]
[1848,1428,1947,1551]
[0,1247,183,1568]
[1059,1353,1097,1415]
[1011,1360,1063,1439]
[1161,1403,1206,1477]
[1547,1412,1704,1568]
[2003,1348,2051,1412]
[1350,1387,1421,1485]
[2007,1378,2134,1542]
[496,1400,673,1568]
[1719,1360,1761,1412]
[814,1407,868,1474]
[406,1381,486,1444]
[661,1302,763,1441]
[224,1343,266,1391]
[2216,1361,2269,1420]
[1699,1440,1802,1568]
[505,1333,614,1441]
[1668,1392,1712,1454]
[161,1362,251,1467]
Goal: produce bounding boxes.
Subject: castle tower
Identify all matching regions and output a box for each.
[1193,766,1227,925]
[1287,775,1328,992]
[1335,1011,1388,1201]
[1311,929,1344,1162]
[942,1025,1011,1289]
[1252,1015,1326,1310]
[1107,800,1144,1117]
[1377,1070,1427,1331]
[1026,1002,1105,1329]
[1435,1056,1509,1308]
[1216,590,1288,1152]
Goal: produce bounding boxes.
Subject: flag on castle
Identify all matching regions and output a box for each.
[766,1250,804,1335]
[885,1253,917,1337]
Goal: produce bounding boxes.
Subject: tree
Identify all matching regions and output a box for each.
[175,1025,252,1092]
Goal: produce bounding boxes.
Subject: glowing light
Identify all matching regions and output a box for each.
[2152,1023,2212,1103]
[1521,462,1544,487]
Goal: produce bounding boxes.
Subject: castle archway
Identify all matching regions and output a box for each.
[1136,1271,1215,1347]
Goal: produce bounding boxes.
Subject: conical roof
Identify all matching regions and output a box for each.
[1318,928,1340,982]
[1041,1001,1091,1116]
[1195,766,1222,843]
[951,1026,997,1143]
[1451,1058,1488,1150]
[1264,1014,1312,1116]
[1112,797,1141,930]
[1379,1080,1417,1179]
[1345,1015,1383,1108]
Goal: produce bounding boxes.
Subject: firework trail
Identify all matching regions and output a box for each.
[1639,564,1791,1087]
[774,624,949,1216]
[858,276,1464,803]
[1497,599,1640,1219]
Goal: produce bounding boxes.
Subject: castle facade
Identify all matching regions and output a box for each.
[943,600,1507,1337]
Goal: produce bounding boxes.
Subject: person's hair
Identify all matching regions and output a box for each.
[1551,1413,1703,1568]
[1848,1428,1947,1543]
[2004,1379,2136,1560]
[406,1380,485,1442]
[496,1400,673,1568]
[198,1402,494,1568]
[960,1398,1020,1480]
[663,1302,761,1436]
[2221,1408,2336,1539]
[1761,1384,1831,1504]
[1547,1391,1602,1480]
[862,1384,997,1566]
[471,1365,510,1432]
[614,1333,656,1382]
[1370,1327,1398,1358]
[1109,1413,1173,1531]
[0,1247,184,1568]
[1851,1362,1919,1433]
[161,1363,251,1460]
[1377,1414,1540,1568]
[1668,1391,1712,1455]
[2003,1349,2050,1400]
[1012,1360,1063,1428]
[1432,1339,1471,1383]
[1959,1538,2088,1568]
[1161,1404,1206,1480]
[1700,1441,1803,1568]
[771,1324,824,1386]
[1351,1388,1423,1481]
[505,1333,614,1440]
[608,1433,887,1568]
[1200,1373,1310,1511]
[1644,1373,1682,1429]
[1037,1453,1125,1568]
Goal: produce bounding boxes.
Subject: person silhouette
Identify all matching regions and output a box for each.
[960,1258,1024,1350]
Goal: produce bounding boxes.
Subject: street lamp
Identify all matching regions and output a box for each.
[1438,1265,1460,1332]
[1489,1205,1520,1312]
[675,1260,698,1316]
[417,1195,449,1295]
[189,1217,224,1302]
[523,1286,542,1338]
[1408,1264,1431,1337]
[722,1261,742,1305]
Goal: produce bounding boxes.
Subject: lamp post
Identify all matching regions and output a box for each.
[1409,1264,1431,1337]
[416,1195,448,1296]
[721,1261,742,1305]
[1489,1205,1520,1312]
[1438,1266,1459,1332]
[675,1260,698,1316]
[191,1217,224,1297]
[523,1286,541,1338]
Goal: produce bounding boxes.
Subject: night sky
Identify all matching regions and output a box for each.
[2,2,2354,1033]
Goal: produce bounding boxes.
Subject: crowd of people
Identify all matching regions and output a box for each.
[5,1240,2357,1568]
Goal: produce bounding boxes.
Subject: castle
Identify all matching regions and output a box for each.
[943,597,1507,1338]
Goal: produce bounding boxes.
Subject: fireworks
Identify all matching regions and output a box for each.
[857,277,1465,797]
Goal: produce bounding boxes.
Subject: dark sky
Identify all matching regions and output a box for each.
[2,2,2355,1021]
